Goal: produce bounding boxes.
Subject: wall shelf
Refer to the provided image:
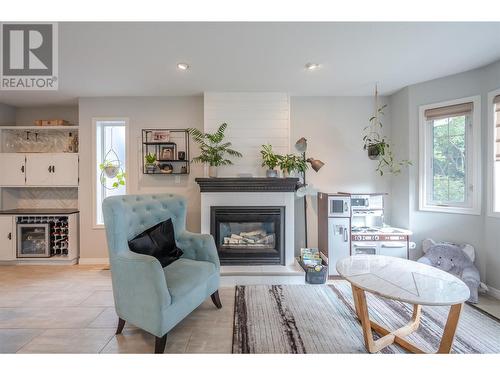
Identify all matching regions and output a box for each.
[141,129,190,175]
[0,125,79,130]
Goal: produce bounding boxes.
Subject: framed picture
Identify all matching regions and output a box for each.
[160,144,176,160]
[151,131,170,142]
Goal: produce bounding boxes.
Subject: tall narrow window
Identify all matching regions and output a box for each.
[493,95,500,213]
[95,119,127,226]
[419,97,481,214]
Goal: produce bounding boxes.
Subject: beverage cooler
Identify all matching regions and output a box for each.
[16,216,70,258]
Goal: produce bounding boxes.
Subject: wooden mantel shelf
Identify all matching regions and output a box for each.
[195,177,300,192]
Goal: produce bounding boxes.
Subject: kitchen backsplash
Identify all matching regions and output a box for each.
[1,187,78,209]
[2,129,78,153]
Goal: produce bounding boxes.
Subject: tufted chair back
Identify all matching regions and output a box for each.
[102,193,187,260]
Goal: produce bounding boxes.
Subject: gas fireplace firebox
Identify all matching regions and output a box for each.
[210,206,285,265]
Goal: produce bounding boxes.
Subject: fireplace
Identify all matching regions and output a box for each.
[210,206,285,265]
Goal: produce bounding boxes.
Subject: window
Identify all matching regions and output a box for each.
[94,119,128,226]
[419,97,481,215]
[489,92,500,216]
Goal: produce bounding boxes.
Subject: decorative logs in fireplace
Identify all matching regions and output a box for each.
[211,206,285,265]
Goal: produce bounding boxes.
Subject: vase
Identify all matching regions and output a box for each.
[145,163,156,173]
[282,170,289,178]
[104,165,119,178]
[367,144,381,160]
[208,166,218,178]
[266,169,278,178]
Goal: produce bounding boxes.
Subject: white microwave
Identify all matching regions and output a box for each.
[328,196,351,217]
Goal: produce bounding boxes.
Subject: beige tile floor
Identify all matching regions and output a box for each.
[1,265,498,354]
[0,265,235,353]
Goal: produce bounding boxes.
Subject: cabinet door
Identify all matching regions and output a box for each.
[327,217,351,276]
[0,216,15,260]
[26,154,79,186]
[379,242,408,259]
[51,154,79,186]
[25,154,53,185]
[0,154,26,186]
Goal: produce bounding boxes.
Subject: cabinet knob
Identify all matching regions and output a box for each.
[7,232,11,240]
[21,165,25,173]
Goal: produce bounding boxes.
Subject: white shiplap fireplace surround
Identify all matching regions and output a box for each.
[199,93,304,283]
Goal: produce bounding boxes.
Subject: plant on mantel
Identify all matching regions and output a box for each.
[260,144,281,177]
[188,123,242,178]
[362,86,412,176]
[278,153,307,178]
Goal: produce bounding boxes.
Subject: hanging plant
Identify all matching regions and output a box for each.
[99,130,126,189]
[362,86,412,176]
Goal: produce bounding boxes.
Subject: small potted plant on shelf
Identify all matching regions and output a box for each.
[260,144,281,177]
[188,123,242,178]
[278,154,307,177]
[144,152,158,173]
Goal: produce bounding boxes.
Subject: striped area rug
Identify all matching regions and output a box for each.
[232,281,500,353]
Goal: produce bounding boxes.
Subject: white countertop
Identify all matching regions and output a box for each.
[336,255,469,306]
[351,226,413,236]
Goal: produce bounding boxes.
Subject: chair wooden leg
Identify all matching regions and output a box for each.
[211,290,222,309]
[155,334,167,354]
[116,317,125,334]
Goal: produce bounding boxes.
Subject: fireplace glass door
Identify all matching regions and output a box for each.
[211,206,285,265]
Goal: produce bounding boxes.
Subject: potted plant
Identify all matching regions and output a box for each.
[188,123,242,177]
[362,102,412,175]
[260,144,281,177]
[144,152,157,173]
[100,160,120,178]
[278,154,308,177]
[99,163,126,189]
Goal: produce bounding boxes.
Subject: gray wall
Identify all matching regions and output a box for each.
[15,106,79,125]
[389,60,500,289]
[0,103,16,125]
[78,96,204,259]
[290,96,392,250]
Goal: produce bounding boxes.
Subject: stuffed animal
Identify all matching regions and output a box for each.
[417,239,484,304]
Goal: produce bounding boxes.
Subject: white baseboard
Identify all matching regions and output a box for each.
[78,257,110,265]
[486,285,500,300]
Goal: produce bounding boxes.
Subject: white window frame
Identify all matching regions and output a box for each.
[487,88,500,218]
[92,117,129,228]
[419,96,481,215]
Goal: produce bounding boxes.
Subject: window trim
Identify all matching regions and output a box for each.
[487,88,500,218]
[418,96,481,215]
[92,117,130,229]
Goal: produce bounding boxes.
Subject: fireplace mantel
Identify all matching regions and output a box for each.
[195,177,299,192]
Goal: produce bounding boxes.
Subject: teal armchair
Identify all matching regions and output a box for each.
[102,193,221,353]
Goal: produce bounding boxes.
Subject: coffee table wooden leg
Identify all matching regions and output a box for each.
[437,303,463,354]
[352,285,424,353]
[351,284,361,319]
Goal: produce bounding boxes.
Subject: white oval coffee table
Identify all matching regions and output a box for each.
[336,255,470,354]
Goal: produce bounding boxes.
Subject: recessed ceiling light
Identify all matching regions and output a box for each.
[305,63,320,70]
[177,63,189,71]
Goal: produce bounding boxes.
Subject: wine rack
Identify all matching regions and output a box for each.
[16,216,70,256]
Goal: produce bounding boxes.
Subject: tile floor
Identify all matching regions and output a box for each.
[0,265,235,353]
[0,265,498,354]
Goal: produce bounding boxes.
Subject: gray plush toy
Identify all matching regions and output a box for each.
[417,239,484,304]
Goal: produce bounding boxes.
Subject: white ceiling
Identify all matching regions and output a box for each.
[2,22,500,106]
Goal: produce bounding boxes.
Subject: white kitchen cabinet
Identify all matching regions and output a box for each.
[0,154,26,186]
[0,216,15,261]
[0,153,79,187]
